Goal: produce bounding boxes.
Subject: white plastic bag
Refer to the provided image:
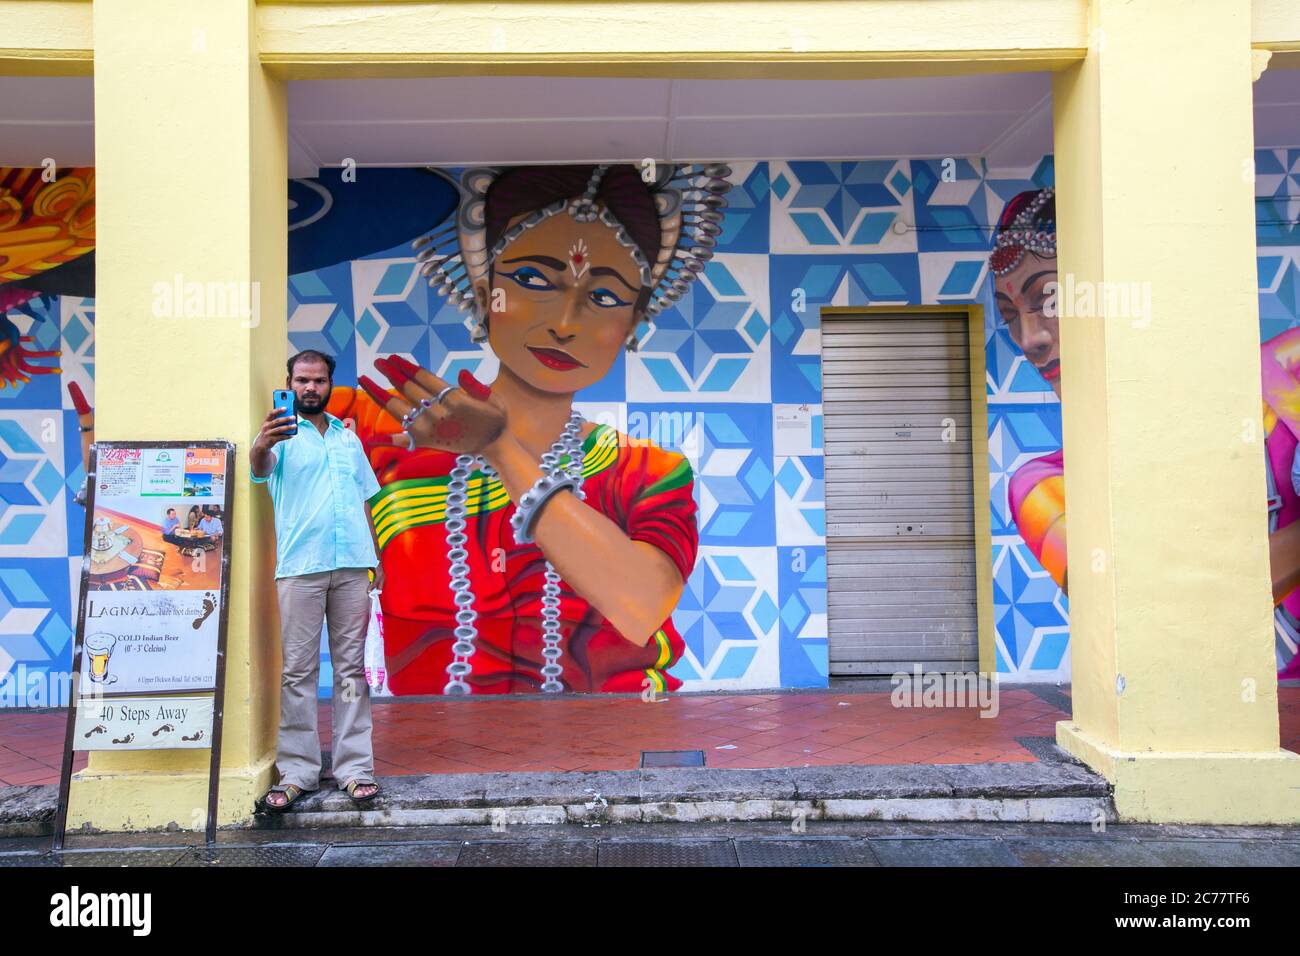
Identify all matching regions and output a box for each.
[363,588,387,693]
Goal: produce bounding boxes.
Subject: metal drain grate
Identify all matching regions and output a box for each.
[54,848,188,867]
[598,841,738,867]
[640,749,705,768]
[735,840,880,867]
[318,843,462,867]
[457,841,596,867]
[176,844,327,867]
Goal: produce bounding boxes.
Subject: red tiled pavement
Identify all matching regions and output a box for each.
[0,709,88,786]
[1,686,1296,786]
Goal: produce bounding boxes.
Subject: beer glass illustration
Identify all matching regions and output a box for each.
[85,632,117,684]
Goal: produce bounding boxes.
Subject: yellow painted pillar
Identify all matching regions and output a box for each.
[1053,0,1300,823]
[70,0,285,829]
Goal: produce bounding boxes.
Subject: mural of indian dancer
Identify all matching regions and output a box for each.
[338,163,732,694]
[991,186,1300,679]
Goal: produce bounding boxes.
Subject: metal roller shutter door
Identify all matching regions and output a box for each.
[822,313,978,674]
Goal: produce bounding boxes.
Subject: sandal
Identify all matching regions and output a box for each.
[343,779,381,804]
[259,783,314,813]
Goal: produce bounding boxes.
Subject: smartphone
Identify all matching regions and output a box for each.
[272,390,298,436]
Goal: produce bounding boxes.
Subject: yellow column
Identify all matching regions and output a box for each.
[1053,0,1300,823]
[71,0,285,829]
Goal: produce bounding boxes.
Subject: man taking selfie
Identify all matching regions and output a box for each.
[251,348,383,810]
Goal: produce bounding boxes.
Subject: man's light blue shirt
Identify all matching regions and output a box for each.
[251,412,381,579]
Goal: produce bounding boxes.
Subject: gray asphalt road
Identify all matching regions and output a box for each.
[4,820,1299,866]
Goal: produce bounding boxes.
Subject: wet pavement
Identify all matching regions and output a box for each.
[3,819,1298,866]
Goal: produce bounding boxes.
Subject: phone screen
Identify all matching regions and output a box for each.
[273,390,298,436]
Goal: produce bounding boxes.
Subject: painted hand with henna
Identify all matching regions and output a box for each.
[68,381,94,507]
[358,354,506,458]
[0,309,61,389]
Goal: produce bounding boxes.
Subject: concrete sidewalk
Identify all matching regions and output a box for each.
[1,741,1113,837]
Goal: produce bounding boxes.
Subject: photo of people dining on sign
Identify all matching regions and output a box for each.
[85,501,223,592]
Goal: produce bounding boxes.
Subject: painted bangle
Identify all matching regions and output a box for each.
[509,473,579,545]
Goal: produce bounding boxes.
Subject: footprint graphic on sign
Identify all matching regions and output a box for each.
[83,724,106,738]
[152,724,175,737]
[111,733,135,745]
[193,592,216,630]
[182,730,204,742]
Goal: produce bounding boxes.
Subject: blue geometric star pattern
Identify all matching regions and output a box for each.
[773,455,824,544]
[712,161,771,254]
[1258,251,1300,344]
[0,558,74,707]
[770,160,916,254]
[769,253,922,404]
[288,264,358,386]
[669,547,778,688]
[1255,149,1300,247]
[987,404,1063,539]
[58,296,95,416]
[0,411,66,557]
[992,541,1069,676]
[418,289,503,388]
[776,545,828,687]
[628,404,775,547]
[632,254,769,401]
[921,251,991,304]
[912,156,1054,255]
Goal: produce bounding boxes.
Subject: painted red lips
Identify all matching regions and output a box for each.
[528,346,586,371]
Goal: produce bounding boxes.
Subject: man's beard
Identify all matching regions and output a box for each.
[295,388,331,415]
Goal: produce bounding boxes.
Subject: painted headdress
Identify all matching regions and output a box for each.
[989,187,1056,277]
[413,163,733,350]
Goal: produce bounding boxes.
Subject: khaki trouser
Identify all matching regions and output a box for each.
[274,567,375,790]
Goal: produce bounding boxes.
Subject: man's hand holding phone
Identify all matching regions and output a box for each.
[255,405,298,450]
[251,404,298,479]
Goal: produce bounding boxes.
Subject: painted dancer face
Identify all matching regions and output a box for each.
[473,210,643,396]
[994,251,1060,398]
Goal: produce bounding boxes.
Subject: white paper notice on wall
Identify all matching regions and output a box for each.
[73,695,214,751]
[774,403,820,457]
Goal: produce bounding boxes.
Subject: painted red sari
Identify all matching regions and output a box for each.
[328,387,697,694]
